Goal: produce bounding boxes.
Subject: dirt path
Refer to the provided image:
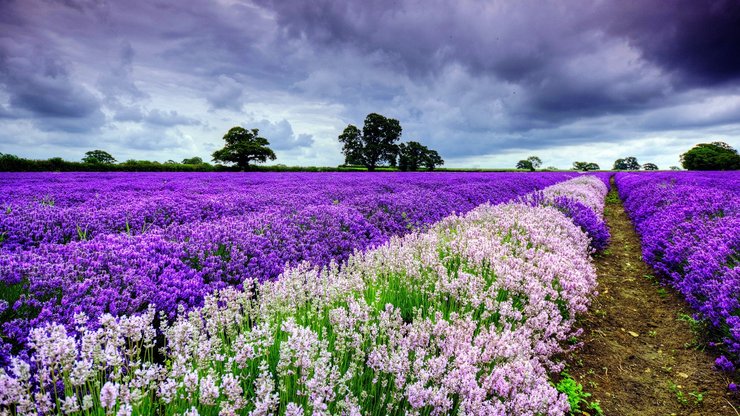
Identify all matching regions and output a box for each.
[566,182,738,415]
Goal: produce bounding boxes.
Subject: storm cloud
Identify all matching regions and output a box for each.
[0,0,739,168]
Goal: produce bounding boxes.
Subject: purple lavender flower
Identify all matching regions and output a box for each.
[716,355,735,372]
[617,171,740,369]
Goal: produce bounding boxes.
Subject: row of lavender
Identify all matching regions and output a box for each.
[616,171,740,369]
[0,176,609,415]
[0,172,581,251]
[0,172,582,366]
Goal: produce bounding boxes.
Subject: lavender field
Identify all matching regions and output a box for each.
[617,172,740,372]
[0,172,616,415]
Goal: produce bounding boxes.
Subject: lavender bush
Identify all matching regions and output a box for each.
[0,175,606,415]
[616,171,740,367]
[519,175,611,252]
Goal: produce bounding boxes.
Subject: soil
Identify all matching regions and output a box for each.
[565,181,739,416]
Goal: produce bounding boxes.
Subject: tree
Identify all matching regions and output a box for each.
[516,156,542,171]
[680,141,740,170]
[82,150,116,165]
[642,162,659,171]
[516,160,534,171]
[182,156,203,165]
[398,141,444,171]
[572,161,600,171]
[338,113,402,171]
[527,156,542,170]
[422,149,444,171]
[613,157,640,170]
[212,127,276,169]
[670,166,681,171]
[399,141,425,171]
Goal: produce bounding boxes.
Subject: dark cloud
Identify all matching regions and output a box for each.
[603,0,740,86]
[0,1,105,132]
[0,48,101,120]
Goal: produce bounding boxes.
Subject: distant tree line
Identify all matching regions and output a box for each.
[0,152,224,172]
[0,153,394,173]
[3,122,738,172]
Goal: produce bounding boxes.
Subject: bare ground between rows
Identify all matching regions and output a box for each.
[565,182,738,416]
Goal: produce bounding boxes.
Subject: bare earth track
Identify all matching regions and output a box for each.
[566,182,738,415]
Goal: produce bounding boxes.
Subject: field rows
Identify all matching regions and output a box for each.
[0,173,613,415]
[3,171,737,415]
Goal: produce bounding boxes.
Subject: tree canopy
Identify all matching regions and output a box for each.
[398,141,444,171]
[516,160,534,171]
[182,156,204,165]
[82,150,116,165]
[572,161,600,171]
[613,157,640,170]
[680,141,740,170]
[526,156,542,170]
[642,162,659,171]
[515,156,542,172]
[338,113,402,171]
[212,127,276,169]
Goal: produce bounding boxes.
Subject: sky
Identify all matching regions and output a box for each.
[1,0,739,169]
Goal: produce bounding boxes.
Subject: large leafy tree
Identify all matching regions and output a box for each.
[422,149,444,171]
[516,160,534,171]
[516,156,542,172]
[82,150,116,165]
[526,156,542,170]
[572,161,600,171]
[680,141,740,170]
[398,141,444,171]
[212,127,276,169]
[613,156,640,170]
[338,113,402,171]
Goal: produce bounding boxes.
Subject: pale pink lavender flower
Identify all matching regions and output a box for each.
[199,374,220,406]
[81,394,93,411]
[116,403,133,416]
[284,402,304,416]
[60,396,80,415]
[100,381,119,410]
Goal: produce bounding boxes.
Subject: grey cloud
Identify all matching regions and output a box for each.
[0,4,105,132]
[0,70,105,133]
[0,51,101,121]
[111,105,200,127]
[205,75,246,111]
[251,119,314,151]
[112,105,145,123]
[97,42,149,105]
[144,109,200,127]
